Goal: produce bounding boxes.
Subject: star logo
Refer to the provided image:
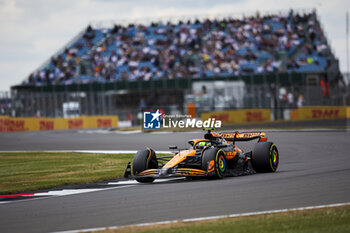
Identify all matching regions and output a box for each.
[143,109,162,129]
[150,109,162,122]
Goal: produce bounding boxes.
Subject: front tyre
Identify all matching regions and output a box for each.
[132,148,158,183]
[251,142,279,173]
[202,148,226,178]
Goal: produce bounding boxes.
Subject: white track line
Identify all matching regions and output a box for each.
[108,180,140,185]
[0,185,136,205]
[149,131,173,134]
[0,178,183,204]
[33,189,107,197]
[52,202,350,233]
[183,202,350,222]
[114,130,142,134]
[108,178,184,185]
[67,150,172,154]
[0,150,172,154]
[78,129,143,134]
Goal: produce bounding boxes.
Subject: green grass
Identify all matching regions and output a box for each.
[0,152,134,194]
[96,205,350,233]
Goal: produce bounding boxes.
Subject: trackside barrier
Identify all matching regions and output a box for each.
[201,109,271,125]
[200,106,350,126]
[0,116,118,132]
[290,106,349,121]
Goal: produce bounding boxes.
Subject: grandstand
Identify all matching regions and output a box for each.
[9,9,346,119]
[21,10,338,85]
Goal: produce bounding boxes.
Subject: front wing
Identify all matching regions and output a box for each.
[138,168,206,177]
[124,163,207,179]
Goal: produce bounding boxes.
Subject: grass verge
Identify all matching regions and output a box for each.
[0,152,133,194]
[94,205,350,233]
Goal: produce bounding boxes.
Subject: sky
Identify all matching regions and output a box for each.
[0,0,349,92]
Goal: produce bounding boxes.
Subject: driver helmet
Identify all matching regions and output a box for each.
[198,141,210,148]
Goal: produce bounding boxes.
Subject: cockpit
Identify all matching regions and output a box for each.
[194,141,212,149]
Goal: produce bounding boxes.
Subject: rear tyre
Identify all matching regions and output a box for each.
[251,142,278,173]
[201,148,226,179]
[132,148,158,183]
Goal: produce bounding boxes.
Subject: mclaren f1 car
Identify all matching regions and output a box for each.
[124,128,279,183]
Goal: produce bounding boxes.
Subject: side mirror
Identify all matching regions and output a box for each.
[169,146,178,150]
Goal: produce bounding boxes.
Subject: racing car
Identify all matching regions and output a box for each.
[124,128,279,183]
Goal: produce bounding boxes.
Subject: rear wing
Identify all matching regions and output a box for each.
[220,132,267,142]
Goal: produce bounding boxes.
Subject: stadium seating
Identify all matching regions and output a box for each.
[23,10,337,86]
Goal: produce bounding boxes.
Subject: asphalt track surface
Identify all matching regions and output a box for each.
[0,129,350,233]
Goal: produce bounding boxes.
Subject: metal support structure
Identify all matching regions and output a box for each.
[4,72,347,118]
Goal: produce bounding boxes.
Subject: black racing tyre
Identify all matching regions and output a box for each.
[201,148,226,179]
[251,142,279,173]
[132,148,158,183]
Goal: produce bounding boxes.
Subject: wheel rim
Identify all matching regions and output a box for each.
[218,155,226,173]
[271,148,278,167]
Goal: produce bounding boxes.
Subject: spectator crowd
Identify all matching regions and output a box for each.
[23,10,334,86]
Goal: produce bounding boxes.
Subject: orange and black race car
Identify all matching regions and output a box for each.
[124,128,279,183]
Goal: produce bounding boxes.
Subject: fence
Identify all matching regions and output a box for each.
[0,91,12,116]
[4,72,349,124]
